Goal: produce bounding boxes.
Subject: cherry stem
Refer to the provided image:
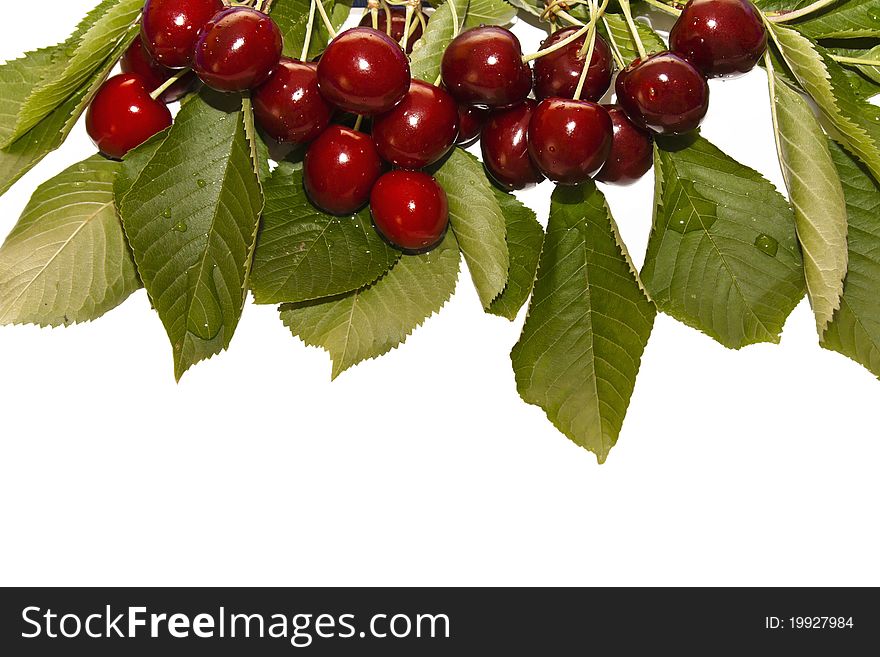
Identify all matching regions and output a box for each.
[640,0,682,16]
[522,23,591,62]
[382,1,393,37]
[765,0,838,23]
[830,54,880,67]
[254,0,266,11]
[401,4,414,51]
[618,0,647,60]
[301,0,318,60]
[353,114,364,131]
[573,1,600,101]
[150,68,189,101]
[314,0,338,39]
[601,15,627,69]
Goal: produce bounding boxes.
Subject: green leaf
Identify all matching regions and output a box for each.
[600,13,667,65]
[831,44,880,85]
[250,162,399,304]
[511,182,656,464]
[432,148,509,308]
[641,134,805,349]
[272,0,342,60]
[0,25,138,198]
[768,23,880,182]
[487,188,544,320]
[1,0,143,147]
[118,91,264,380]
[411,0,470,83]
[821,141,880,378]
[0,155,139,327]
[503,0,543,17]
[798,0,880,40]
[0,47,59,147]
[280,231,461,379]
[464,0,517,28]
[769,73,848,335]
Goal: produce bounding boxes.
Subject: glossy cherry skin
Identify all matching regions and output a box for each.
[596,106,654,184]
[121,37,198,104]
[141,0,224,69]
[252,58,332,144]
[370,171,449,253]
[441,27,533,108]
[317,27,411,115]
[670,0,768,77]
[455,104,490,146]
[527,99,612,184]
[86,74,172,159]
[615,52,710,136]
[358,6,426,54]
[304,126,384,215]
[193,7,283,92]
[372,81,459,169]
[533,27,613,102]
[481,100,544,190]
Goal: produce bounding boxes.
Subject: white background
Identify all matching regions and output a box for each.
[0,1,878,587]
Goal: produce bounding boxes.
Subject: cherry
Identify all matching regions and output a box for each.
[317,27,411,115]
[615,52,709,136]
[480,99,544,190]
[358,6,426,54]
[121,37,198,104]
[455,104,490,146]
[533,27,613,102]
[304,126,384,215]
[372,80,459,169]
[193,7,283,92]
[596,106,654,184]
[141,0,224,69]
[670,0,768,78]
[441,26,532,108]
[252,58,332,145]
[527,99,612,184]
[86,74,173,159]
[370,171,449,253]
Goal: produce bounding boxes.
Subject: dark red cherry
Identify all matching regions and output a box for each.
[670,0,768,77]
[358,6,426,54]
[304,126,384,215]
[455,104,490,146]
[253,58,332,144]
[533,27,613,102]
[372,80,459,169]
[615,52,709,136]
[193,7,283,92]
[317,27,411,115]
[121,36,198,104]
[86,74,172,159]
[527,98,612,185]
[370,171,449,252]
[480,99,544,190]
[596,106,654,184]
[141,0,224,69]
[441,26,532,108]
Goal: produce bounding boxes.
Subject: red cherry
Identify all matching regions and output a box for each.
[480,99,544,190]
[533,27,613,102]
[193,7,283,92]
[120,36,198,104]
[372,80,459,169]
[370,171,449,252]
[252,58,332,144]
[455,104,490,146]
[615,52,709,135]
[527,99,612,185]
[86,74,172,159]
[596,106,654,185]
[441,27,533,108]
[670,0,768,77]
[358,6,426,54]
[141,0,224,69]
[304,126,384,215]
[317,27,411,115]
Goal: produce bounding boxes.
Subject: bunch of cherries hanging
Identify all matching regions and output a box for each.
[84,0,769,255]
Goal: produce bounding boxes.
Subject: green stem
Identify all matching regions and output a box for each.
[315,0,337,38]
[150,69,190,101]
[401,4,414,52]
[301,0,318,61]
[618,0,646,60]
[353,114,364,131]
[830,54,880,67]
[766,0,838,23]
[523,23,592,62]
[601,16,626,69]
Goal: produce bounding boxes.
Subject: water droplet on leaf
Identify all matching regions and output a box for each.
[754,233,778,256]
[172,221,188,233]
[162,208,172,218]
[197,179,207,188]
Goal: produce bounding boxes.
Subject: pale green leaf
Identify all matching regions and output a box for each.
[250,162,398,304]
[831,44,880,85]
[118,91,264,380]
[464,0,517,28]
[280,231,460,379]
[487,188,544,320]
[504,0,543,17]
[0,47,59,147]
[432,148,509,308]
[798,0,880,40]
[511,182,656,464]
[641,134,805,349]
[769,73,848,335]
[600,13,667,65]
[821,141,880,378]
[272,0,343,60]
[411,0,470,83]
[0,155,139,326]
